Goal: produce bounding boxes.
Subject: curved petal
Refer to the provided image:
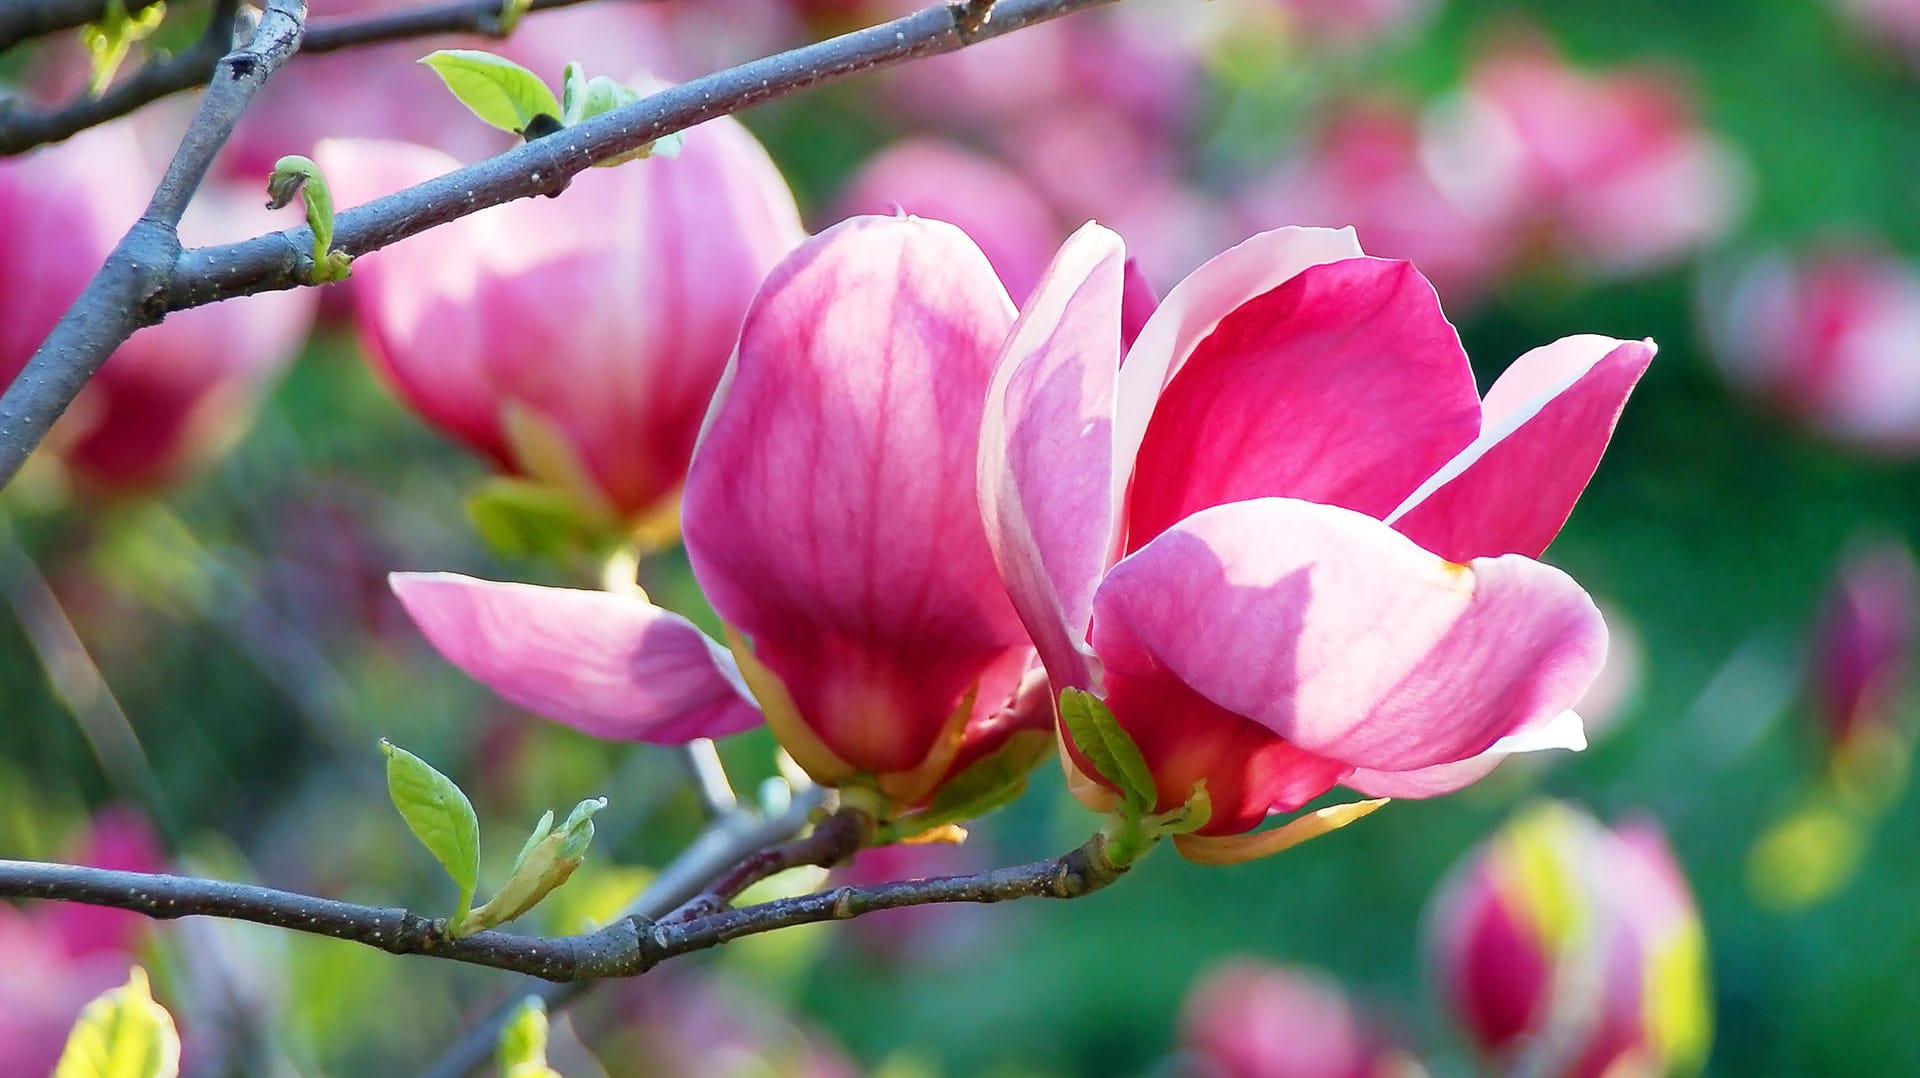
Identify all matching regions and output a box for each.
[389,572,762,743]
[1125,259,1482,549]
[1112,225,1365,520]
[684,215,1030,774]
[1345,709,1587,797]
[1091,498,1608,772]
[1389,336,1656,562]
[979,222,1128,692]
[1119,255,1158,353]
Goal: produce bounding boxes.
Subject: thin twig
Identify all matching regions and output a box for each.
[0,0,1123,491]
[664,806,869,923]
[679,739,739,816]
[416,783,826,1078]
[0,0,242,156]
[0,0,164,55]
[0,829,1126,982]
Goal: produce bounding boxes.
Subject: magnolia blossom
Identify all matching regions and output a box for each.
[0,124,316,493]
[1180,961,1426,1078]
[394,217,1050,818]
[1428,803,1711,1078]
[1706,248,1920,453]
[1810,539,1917,795]
[1425,39,1746,276]
[318,112,802,528]
[980,223,1651,861]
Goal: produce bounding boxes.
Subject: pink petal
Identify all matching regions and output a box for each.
[314,139,513,466]
[1112,225,1364,507]
[389,572,761,743]
[979,222,1128,692]
[1091,498,1608,772]
[1125,258,1482,550]
[683,215,1031,774]
[1119,255,1158,353]
[1390,336,1656,562]
[1345,709,1587,797]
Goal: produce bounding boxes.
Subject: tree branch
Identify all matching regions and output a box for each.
[0,0,304,489]
[0,0,1120,491]
[0,0,604,157]
[0,0,164,55]
[0,830,1127,983]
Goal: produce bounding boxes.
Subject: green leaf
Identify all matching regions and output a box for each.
[1058,688,1157,816]
[465,477,606,561]
[559,62,589,126]
[54,967,181,1078]
[497,997,560,1078]
[81,0,166,96]
[879,729,1053,842]
[460,796,606,936]
[1150,781,1213,836]
[419,49,561,134]
[381,739,481,918]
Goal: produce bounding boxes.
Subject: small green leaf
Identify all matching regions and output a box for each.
[497,997,560,1078]
[381,739,481,918]
[1058,688,1157,816]
[419,49,561,134]
[54,967,181,1078]
[878,729,1053,843]
[266,155,352,284]
[460,796,606,936]
[81,0,166,96]
[1150,780,1213,836]
[559,62,589,126]
[494,0,534,35]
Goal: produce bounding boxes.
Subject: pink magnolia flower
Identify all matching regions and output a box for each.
[1810,539,1917,795]
[1428,803,1711,1078]
[1425,38,1746,276]
[0,807,165,1076]
[393,217,1049,817]
[979,222,1652,860]
[834,139,1064,302]
[592,969,861,1078]
[0,124,317,493]
[1180,961,1426,1078]
[1706,248,1920,453]
[317,112,802,528]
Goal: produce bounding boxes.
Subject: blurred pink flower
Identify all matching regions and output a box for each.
[1810,539,1917,796]
[980,223,1652,858]
[1428,803,1711,1078]
[1831,0,1920,62]
[592,969,860,1078]
[1269,0,1435,45]
[830,840,990,963]
[1425,38,1746,276]
[1707,247,1920,453]
[0,123,317,493]
[392,217,1051,817]
[834,138,1065,302]
[317,110,802,527]
[1180,961,1425,1078]
[1239,100,1520,308]
[0,807,165,1076]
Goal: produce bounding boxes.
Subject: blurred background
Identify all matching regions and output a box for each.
[4,0,1920,1074]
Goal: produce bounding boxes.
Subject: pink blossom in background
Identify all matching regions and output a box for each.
[0,124,318,493]
[1705,247,1920,453]
[1425,38,1746,276]
[1180,961,1426,1078]
[317,110,803,527]
[1810,539,1917,789]
[0,807,165,1076]
[830,841,991,964]
[590,970,860,1078]
[1269,0,1435,45]
[834,138,1065,302]
[980,223,1653,857]
[1427,803,1711,1078]
[1238,100,1520,309]
[1831,0,1920,62]
[392,217,1052,815]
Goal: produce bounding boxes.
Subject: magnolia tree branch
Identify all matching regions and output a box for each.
[0,818,1125,985]
[0,0,305,486]
[0,0,1111,490]
[0,0,242,156]
[0,0,605,156]
[0,0,165,54]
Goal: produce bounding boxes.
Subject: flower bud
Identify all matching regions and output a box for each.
[0,124,317,494]
[1180,961,1426,1078]
[1428,802,1711,1078]
[1811,538,1917,802]
[319,110,803,534]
